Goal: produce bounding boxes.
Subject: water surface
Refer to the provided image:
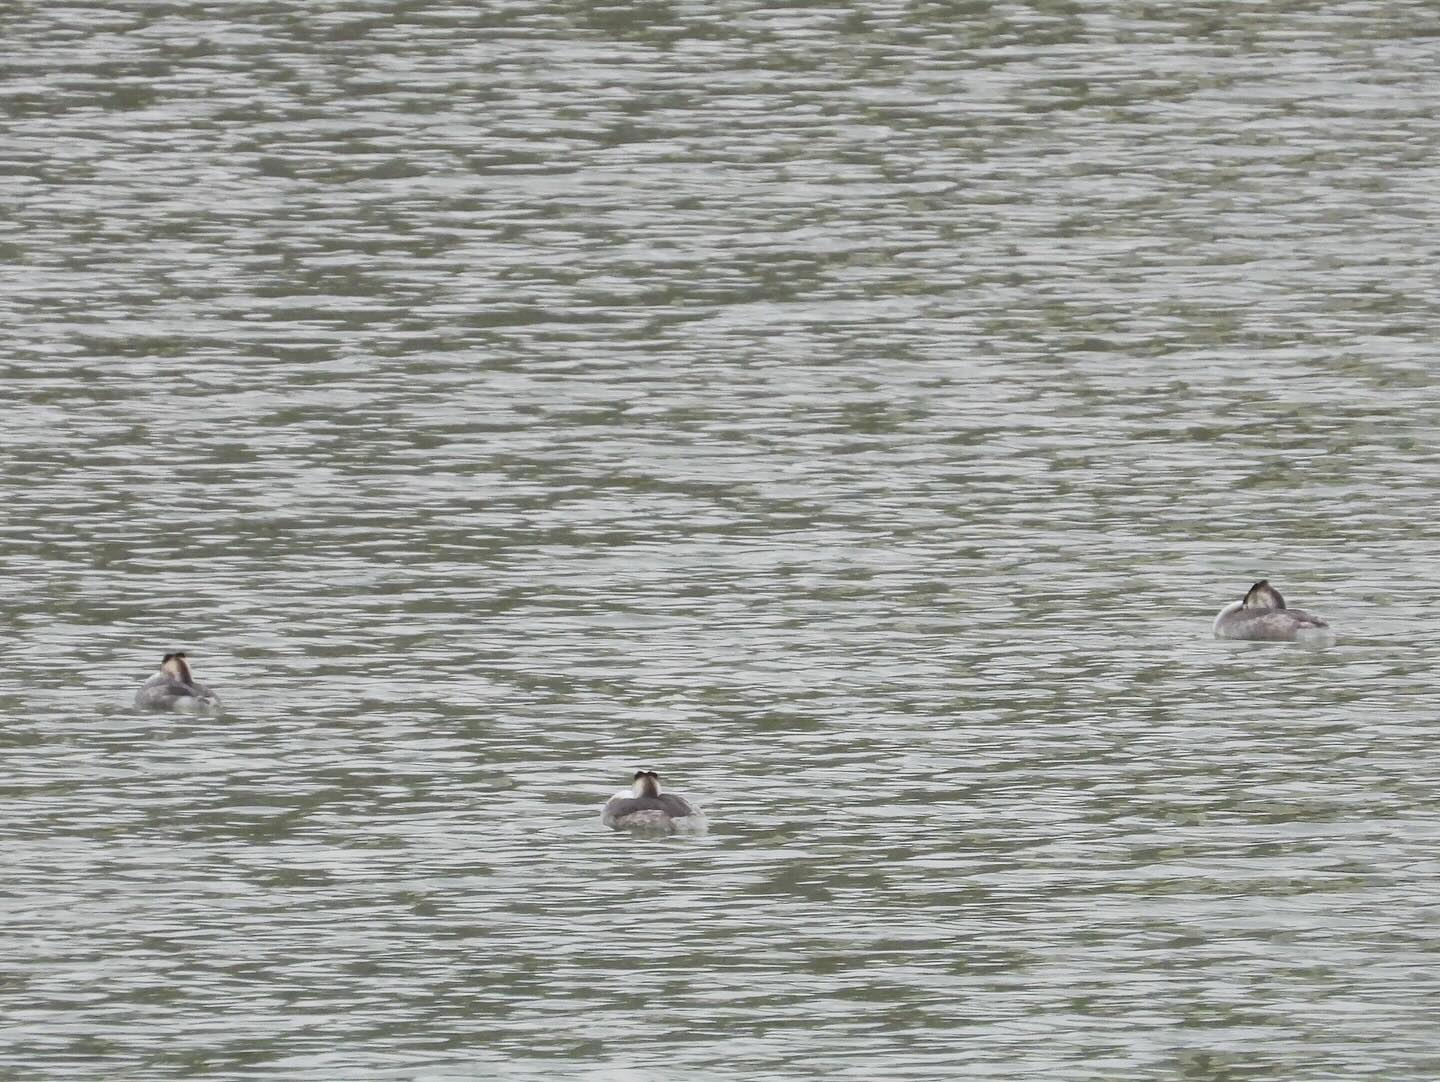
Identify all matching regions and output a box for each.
[4,1,1440,1078]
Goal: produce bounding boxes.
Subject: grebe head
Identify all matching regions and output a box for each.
[631,770,661,798]
[1241,580,1286,611]
[161,652,194,683]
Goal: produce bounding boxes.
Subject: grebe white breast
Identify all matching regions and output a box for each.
[1213,580,1334,645]
[134,652,221,711]
[602,770,705,834]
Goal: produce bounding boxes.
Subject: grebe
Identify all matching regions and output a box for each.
[135,652,221,711]
[1213,581,1334,644]
[602,771,705,834]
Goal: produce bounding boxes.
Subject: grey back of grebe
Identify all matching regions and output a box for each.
[134,652,221,711]
[602,771,705,834]
[1213,580,1333,644]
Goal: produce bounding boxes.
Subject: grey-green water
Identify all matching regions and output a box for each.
[4,2,1440,1079]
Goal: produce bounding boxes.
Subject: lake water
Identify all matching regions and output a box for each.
[3,1,1440,1078]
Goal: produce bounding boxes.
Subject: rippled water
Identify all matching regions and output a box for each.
[4,1,1440,1078]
